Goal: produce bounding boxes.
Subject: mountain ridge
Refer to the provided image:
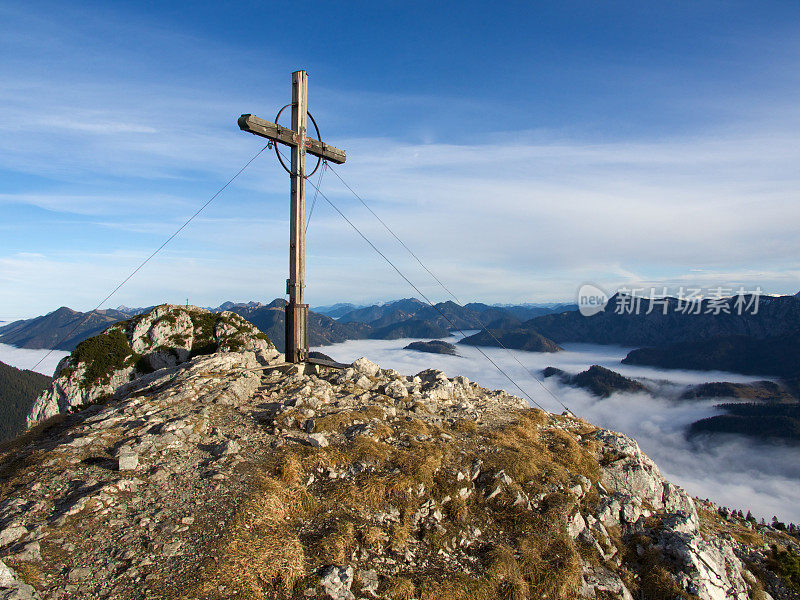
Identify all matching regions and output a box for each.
[0,299,574,355]
[1,305,797,599]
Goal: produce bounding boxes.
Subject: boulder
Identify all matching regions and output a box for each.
[0,560,39,599]
[383,380,409,399]
[568,510,587,538]
[117,446,139,471]
[580,566,634,599]
[319,565,354,600]
[26,305,277,428]
[596,430,667,509]
[352,357,380,377]
[309,433,329,448]
[658,527,750,600]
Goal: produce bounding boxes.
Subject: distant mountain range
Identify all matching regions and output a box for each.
[7,292,799,382]
[0,298,575,353]
[467,291,800,378]
[528,292,800,346]
[334,298,576,326]
[0,307,145,351]
[689,403,800,443]
[622,333,800,378]
[459,328,562,352]
[311,303,368,318]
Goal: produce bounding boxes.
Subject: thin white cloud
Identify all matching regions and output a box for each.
[1,1,799,315]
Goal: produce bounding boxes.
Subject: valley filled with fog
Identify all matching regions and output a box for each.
[0,343,69,377]
[323,334,800,524]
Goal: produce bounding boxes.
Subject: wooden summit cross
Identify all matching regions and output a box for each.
[238,70,346,363]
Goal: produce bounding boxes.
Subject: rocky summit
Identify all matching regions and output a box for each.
[0,306,797,599]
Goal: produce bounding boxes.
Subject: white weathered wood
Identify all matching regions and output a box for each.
[239,70,347,363]
[287,70,309,363]
[238,114,347,164]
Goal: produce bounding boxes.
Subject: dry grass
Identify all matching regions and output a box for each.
[0,415,67,497]
[734,529,765,548]
[3,559,43,589]
[487,544,525,590]
[418,576,493,600]
[481,410,600,498]
[278,453,303,485]
[697,506,765,549]
[393,415,433,437]
[395,441,444,485]
[360,525,387,550]
[484,417,549,485]
[188,469,314,599]
[178,400,599,599]
[314,520,356,564]
[381,577,416,600]
[546,427,601,483]
[313,406,385,433]
[445,494,470,525]
[347,435,391,463]
[451,419,478,434]
[746,571,767,600]
[515,506,582,600]
[638,549,692,600]
[389,508,415,550]
[622,537,694,600]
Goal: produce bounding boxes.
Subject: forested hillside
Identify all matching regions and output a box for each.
[0,360,51,441]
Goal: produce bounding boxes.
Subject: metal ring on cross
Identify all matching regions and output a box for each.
[274,104,323,178]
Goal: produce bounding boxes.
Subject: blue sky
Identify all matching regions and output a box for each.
[1,1,799,319]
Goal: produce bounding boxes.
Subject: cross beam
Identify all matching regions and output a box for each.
[238,114,346,164]
[238,70,347,364]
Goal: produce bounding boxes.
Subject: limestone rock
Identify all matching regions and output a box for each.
[309,433,329,448]
[0,525,27,548]
[67,567,92,582]
[596,430,665,509]
[117,446,139,471]
[1,350,789,600]
[580,566,634,599]
[319,565,354,600]
[382,380,408,399]
[658,527,750,600]
[26,305,277,428]
[352,357,380,377]
[357,568,379,596]
[0,560,39,600]
[568,510,587,538]
[0,561,14,587]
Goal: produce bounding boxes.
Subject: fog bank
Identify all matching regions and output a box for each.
[0,343,69,377]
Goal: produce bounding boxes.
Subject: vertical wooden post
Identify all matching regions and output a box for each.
[286,70,309,363]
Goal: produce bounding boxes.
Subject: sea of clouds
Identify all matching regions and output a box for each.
[0,343,70,377]
[320,335,800,524]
